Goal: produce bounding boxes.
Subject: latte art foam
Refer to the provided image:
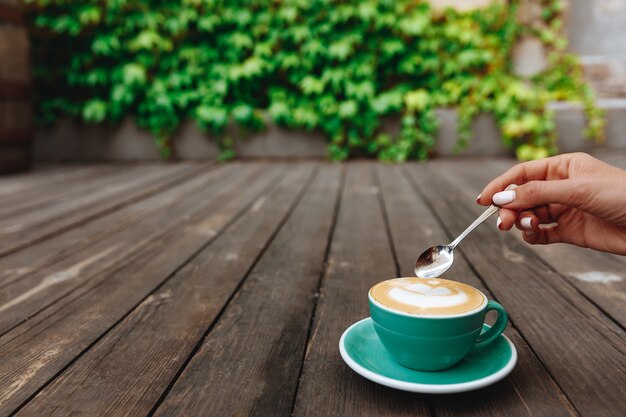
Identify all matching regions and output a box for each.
[370,278,486,316]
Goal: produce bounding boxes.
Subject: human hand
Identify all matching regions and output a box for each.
[476,152,626,255]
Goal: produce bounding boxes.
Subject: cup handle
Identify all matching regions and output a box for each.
[473,300,508,350]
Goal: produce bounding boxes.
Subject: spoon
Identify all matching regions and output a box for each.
[414,204,499,278]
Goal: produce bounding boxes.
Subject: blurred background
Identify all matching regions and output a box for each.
[1,0,626,172]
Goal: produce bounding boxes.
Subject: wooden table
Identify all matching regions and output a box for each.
[0,158,624,417]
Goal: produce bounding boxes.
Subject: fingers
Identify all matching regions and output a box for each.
[490,179,585,211]
[515,210,539,233]
[477,155,569,206]
[496,208,517,231]
[496,207,561,246]
[522,225,562,245]
[504,208,561,245]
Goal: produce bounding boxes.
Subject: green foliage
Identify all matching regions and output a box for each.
[26,0,603,161]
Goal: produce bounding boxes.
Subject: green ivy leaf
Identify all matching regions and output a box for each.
[399,12,429,36]
[78,6,101,25]
[300,76,325,95]
[198,15,219,32]
[122,63,147,86]
[82,100,107,123]
[338,100,358,119]
[328,40,353,61]
[232,104,253,123]
[196,105,228,132]
[404,90,430,112]
[29,0,601,162]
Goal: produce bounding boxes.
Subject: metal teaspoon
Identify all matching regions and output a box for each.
[414,204,499,278]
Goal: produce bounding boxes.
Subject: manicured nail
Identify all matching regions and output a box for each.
[493,190,515,205]
[476,193,481,202]
[505,184,518,190]
[496,216,502,230]
[521,217,532,229]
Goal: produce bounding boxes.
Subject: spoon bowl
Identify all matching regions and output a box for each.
[414,245,454,278]
[414,205,499,278]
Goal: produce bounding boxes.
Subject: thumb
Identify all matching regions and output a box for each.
[491,180,583,210]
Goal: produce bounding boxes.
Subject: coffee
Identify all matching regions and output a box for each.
[369,278,486,316]
[369,277,507,371]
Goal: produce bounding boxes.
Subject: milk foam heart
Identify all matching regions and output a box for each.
[370,278,486,316]
[405,283,452,295]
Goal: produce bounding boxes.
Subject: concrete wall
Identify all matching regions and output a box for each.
[567,0,626,56]
[566,1,626,98]
[34,118,328,161]
[34,100,626,160]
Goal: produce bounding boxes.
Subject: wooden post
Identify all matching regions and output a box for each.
[0,0,33,174]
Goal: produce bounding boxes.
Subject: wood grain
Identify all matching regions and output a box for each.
[14,164,318,417]
[0,165,100,201]
[406,163,626,417]
[1,161,623,416]
[0,165,168,226]
[0,164,246,335]
[0,165,147,219]
[292,163,431,417]
[0,163,225,289]
[0,163,282,415]
[152,164,339,417]
[0,165,120,215]
[0,162,207,257]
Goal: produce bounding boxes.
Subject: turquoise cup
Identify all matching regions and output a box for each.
[369,285,508,371]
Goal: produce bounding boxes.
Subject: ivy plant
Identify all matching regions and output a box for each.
[26,0,604,161]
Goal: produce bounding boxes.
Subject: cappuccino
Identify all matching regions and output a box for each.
[369,278,486,316]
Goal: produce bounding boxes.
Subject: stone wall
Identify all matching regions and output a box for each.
[567,0,626,98]
[567,0,626,56]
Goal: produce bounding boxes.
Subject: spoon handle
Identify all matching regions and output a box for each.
[449,205,499,250]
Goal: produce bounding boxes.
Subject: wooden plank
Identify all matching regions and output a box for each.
[0,162,206,257]
[0,164,180,225]
[405,163,626,417]
[0,163,234,291]
[151,164,339,417]
[0,163,283,415]
[0,163,226,288]
[434,158,626,327]
[16,164,321,417]
[0,164,244,334]
[0,164,153,219]
[0,164,111,200]
[0,164,93,187]
[288,163,429,417]
[375,164,577,417]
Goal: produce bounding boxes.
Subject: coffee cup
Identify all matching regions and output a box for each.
[369,277,508,371]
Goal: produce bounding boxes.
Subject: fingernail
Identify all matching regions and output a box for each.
[493,190,515,205]
[505,184,518,190]
[524,230,535,237]
[476,193,481,202]
[496,216,502,230]
[521,217,532,229]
